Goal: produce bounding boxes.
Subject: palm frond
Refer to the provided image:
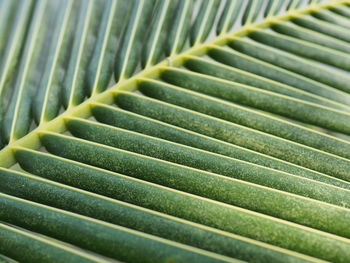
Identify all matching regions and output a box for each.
[1,0,350,262]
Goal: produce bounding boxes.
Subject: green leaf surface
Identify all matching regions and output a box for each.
[229,37,350,93]
[32,0,75,124]
[0,193,234,263]
[63,0,102,108]
[66,116,350,208]
[312,8,350,28]
[0,166,317,263]
[114,0,154,82]
[249,29,350,71]
[87,0,128,96]
[13,147,350,262]
[271,21,350,54]
[184,56,350,111]
[242,0,262,25]
[165,0,194,56]
[91,103,350,190]
[115,92,350,181]
[190,0,220,45]
[265,0,285,17]
[2,0,51,144]
[208,45,350,105]
[141,0,175,68]
[0,0,33,117]
[140,78,350,159]
[161,67,350,136]
[0,222,105,263]
[292,15,350,43]
[216,0,243,35]
[1,1,350,261]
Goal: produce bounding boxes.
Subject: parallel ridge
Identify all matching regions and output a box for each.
[0,0,323,146]
[2,0,350,262]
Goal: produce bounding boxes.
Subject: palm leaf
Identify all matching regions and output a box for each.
[1,0,350,262]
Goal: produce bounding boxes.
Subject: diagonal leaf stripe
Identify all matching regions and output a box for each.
[32,0,75,124]
[114,0,154,82]
[91,103,350,190]
[142,0,175,68]
[1,1,350,262]
[63,0,102,108]
[0,193,236,263]
[2,0,50,144]
[0,222,108,263]
[165,0,194,57]
[0,167,321,262]
[11,148,350,262]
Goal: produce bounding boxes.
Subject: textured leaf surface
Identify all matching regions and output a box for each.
[1,1,350,262]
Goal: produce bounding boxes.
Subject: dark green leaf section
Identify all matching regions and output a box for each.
[91,104,350,190]
[271,22,350,54]
[161,68,350,137]
[0,193,233,263]
[114,92,350,181]
[184,57,350,112]
[208,46,350,105]
[249,29,350,71]
[66,117,350,207]
[140,78,350,159]
[0,222,102,263]
[13,148,350,262]
[2,2,350,261]
[0,253,17,263]
[38,132,350,240]
[190,0,220,45]
[0,166,316,263]
[229,38,350,93]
